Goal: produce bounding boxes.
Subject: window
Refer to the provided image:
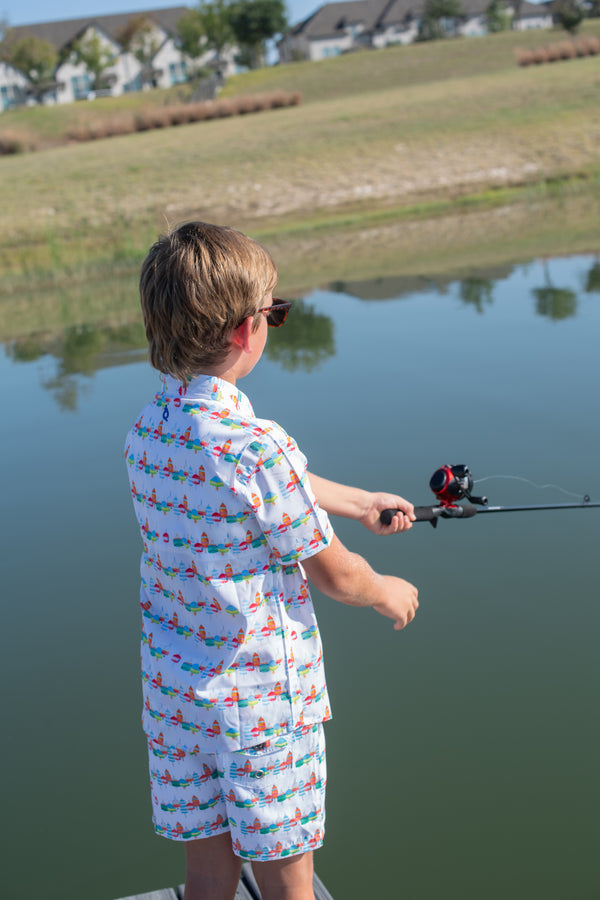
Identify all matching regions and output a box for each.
[71,73,92,100]
[168,60,187,85]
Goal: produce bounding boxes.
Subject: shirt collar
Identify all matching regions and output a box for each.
[163,374,254,417]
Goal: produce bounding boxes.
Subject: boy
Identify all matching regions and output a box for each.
[125,222,418,900]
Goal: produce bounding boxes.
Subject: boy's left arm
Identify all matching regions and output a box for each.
[307,472,414,535]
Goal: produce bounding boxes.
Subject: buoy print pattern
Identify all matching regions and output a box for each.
[125,374,333,753]
[148,722,326,855]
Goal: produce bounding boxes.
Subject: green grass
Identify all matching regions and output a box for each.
[221,21,600,102]
[1,23,600,313]
[2,20,599,146]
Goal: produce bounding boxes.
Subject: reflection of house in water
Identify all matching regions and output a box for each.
[329,263,516,302]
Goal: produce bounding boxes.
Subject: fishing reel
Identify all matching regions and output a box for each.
[429,464,487,508]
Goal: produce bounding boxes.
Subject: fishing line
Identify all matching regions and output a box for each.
[380,464,600,527]
[474,475,587,501]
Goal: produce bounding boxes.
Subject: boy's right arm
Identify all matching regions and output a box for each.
[302,535,418,631]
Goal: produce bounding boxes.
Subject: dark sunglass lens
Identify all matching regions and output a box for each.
[267,300,290,328]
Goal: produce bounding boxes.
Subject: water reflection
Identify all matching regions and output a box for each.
[329,257,599,322]
[584,260,600,293]
[3,249,600,900]
[264,298,335,371]
[532,259,577,321]
[4,299,336,410]
[458,277,494,314]
[3,256,599,410]
[7,320,147,411]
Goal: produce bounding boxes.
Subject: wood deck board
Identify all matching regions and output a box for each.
[118,889,179,900]
[117,864,333,899]
[241,862,333,899]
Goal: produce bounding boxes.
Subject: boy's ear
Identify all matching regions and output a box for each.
[231,315,254,353]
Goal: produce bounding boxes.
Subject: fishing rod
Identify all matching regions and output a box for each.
[380,464,600,528]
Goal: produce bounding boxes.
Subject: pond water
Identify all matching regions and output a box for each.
[3,252,600,900]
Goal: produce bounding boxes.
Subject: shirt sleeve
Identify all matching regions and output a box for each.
[235,424,333,564]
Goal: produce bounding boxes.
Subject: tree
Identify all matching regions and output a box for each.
[484,0,512,32]
[553,0,584,32]
[417,0,465,40]
[177,0,235,64]
[532,260,577,321]
[0,32,58,101]
[70,30,116,91]
[586,0,600,17]
[459,277,494,313]
[264,300,335,372]
[584,260,600,293]
[228,0,287,68]
[116,15,160,87]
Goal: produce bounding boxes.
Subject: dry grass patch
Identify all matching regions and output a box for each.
[516,34,600,65]
[2,91,303,153]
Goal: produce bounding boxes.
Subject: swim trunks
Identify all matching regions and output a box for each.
[148,722,326,860]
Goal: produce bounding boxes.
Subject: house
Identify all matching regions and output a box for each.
[278,0,554,62]
[0,6,237,108]
[0,60,29,110]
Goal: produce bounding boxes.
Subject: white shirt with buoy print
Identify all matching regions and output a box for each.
[125,374,333,752]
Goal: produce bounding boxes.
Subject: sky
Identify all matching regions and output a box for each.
[0,0,320,30]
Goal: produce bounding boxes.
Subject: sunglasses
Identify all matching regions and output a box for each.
[257,297,292,328]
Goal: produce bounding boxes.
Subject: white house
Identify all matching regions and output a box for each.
[278,0,555,62]
[0,7,237,108]
[0,60,29,110]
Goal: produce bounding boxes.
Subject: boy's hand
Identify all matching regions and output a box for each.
[306,474,414,534]
[373,576,419,630]
[303,535,419,630]
[359,492,415,535]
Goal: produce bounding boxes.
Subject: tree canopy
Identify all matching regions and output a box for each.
[417,0,465,40]
[228,0,287,67]
[484,0,512,32]
[177,0,234,61]
[70,31,115,90]
[0,31,58,98]
[553,0,584,32]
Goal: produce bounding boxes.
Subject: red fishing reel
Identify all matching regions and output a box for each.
[429,464,487,507]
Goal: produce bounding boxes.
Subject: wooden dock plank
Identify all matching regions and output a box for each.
[241,862,334,900]
[118,889,179,900]
[117,864,333,899]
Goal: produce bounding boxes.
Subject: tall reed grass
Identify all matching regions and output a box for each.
[516,35,600,65]
[0,91,302,154]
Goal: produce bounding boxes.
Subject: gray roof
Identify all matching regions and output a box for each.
[7,7,190,51]
[293,0,554,36]
[291,0,392,38]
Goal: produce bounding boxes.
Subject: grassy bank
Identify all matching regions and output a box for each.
[2,21,599,147]
[3,184,599,342]
[1,24,600,323]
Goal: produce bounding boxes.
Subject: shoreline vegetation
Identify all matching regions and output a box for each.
[1,23,600,340]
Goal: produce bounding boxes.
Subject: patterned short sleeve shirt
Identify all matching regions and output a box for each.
[125,374,334,752]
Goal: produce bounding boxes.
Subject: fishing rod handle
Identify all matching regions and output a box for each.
[380,506,440,525]
[380,504,479,525]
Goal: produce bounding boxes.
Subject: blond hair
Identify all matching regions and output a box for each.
[139,222,278,382]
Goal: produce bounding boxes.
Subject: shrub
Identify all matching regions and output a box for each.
[556,40,577,60]
[67,123,93,142]
[578,35,600,55]
[5,89,304,152]
[213,98,236,117]
[515,48,533,65]
[531,47,549,64]
[0,129,29,155]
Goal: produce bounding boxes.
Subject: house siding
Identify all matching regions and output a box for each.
[279,0,556,61]
[0,6,237,110]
